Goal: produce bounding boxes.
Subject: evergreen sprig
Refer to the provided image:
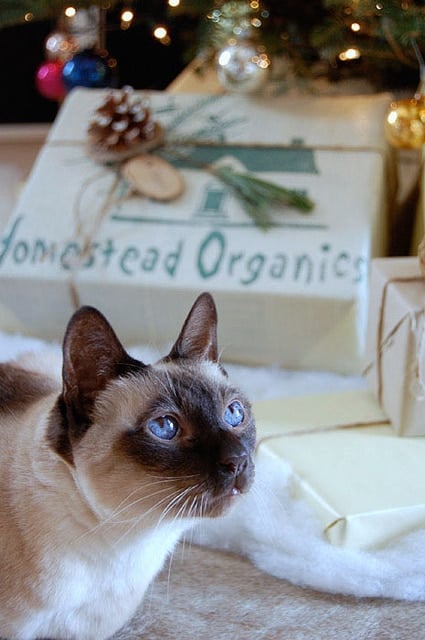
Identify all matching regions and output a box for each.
[211,165,314,230]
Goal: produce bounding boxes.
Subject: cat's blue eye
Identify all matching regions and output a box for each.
[224,401,244,427]
[148,415,179,440]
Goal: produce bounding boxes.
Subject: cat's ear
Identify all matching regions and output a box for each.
[167,292,218,362]
[62,306,139,424]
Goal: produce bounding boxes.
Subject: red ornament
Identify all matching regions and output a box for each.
[35,60,66,101]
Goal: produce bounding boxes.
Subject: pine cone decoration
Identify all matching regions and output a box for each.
[87,86,163,163]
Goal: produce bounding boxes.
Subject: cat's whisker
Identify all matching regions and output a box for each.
[202,492,208,518]
[176,494,194,522]
[155,486,196,528]
[107,484,182,521]
[164,545,175,602]
[182,494,202,553]
[72,485,183,544]
[172,495,195,560]
[109,488,188,547]
[115,490,191,548]
[109,482,166,515]
[110,480,205,547]
[154,482,204,533]
[121,485,188,523]
[145,472,201,482]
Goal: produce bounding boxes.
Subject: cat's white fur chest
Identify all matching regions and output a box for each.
[5,520,190,640]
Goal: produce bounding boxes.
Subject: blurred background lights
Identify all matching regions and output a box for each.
[351,22,361,32]
[339,47,361,61]
[120,8,134,29]
[168,0,180,6]
[64,6,76,18]
[218,48,231,66]
[153,25,167,39]
[255,52,271,68]
[153,25,171,45]
[387,110,398,126]
[121,9,134,22]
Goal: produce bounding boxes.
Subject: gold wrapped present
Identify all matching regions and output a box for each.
[365,257,425,436]
[254,390,425,549]
[0,88,394,374]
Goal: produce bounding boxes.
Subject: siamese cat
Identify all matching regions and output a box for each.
[0,292,255,640]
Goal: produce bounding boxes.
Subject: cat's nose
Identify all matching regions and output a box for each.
[219,455,249,477]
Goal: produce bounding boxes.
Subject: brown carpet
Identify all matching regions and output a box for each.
[115,545,425,640]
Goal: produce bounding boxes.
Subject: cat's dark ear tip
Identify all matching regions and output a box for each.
[69,305,104,323]
[63,306,118,358]
[65,306,112,336]
[196,291,217,312]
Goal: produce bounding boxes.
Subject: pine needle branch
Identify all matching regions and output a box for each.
[210,165,314,230]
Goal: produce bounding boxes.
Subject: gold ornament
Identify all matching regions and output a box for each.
[384,93,425,149]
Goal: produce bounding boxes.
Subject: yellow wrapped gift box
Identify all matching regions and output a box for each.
[364,257,425,436]
[254,390,425,549]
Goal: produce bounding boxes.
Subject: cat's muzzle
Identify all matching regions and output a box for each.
[218,453,255,497]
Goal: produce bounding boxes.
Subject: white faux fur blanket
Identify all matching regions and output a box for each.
[3,330,425,603]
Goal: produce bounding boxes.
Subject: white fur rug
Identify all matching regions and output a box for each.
[3,330,425,603]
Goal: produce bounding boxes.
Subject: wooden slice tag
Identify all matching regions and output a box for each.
[122,154,184,201]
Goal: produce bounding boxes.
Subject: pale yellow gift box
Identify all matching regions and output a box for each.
[364,257,425,436]
[254,390,425,550]
[0,88,394,374]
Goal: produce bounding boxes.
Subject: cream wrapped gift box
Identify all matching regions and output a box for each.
[365,257,425,436]
[254,390,425,550]
[0,89,393,374]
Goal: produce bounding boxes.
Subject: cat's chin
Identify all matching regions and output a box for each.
[204,489,246,518]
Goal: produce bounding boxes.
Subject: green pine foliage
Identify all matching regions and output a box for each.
[0,0,424,88]
[314,0,425,70]
[0,1,115,27]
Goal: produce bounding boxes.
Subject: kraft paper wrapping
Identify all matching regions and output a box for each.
[410,147,425,256]
[254,390,425,549]
[0,89,394,374]
[365,257,425,436]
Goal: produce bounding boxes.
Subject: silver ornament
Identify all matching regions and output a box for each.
[216,40,271,94]
[44,30,76,62]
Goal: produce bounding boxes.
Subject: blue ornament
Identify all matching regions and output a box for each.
[62,49,112,91]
